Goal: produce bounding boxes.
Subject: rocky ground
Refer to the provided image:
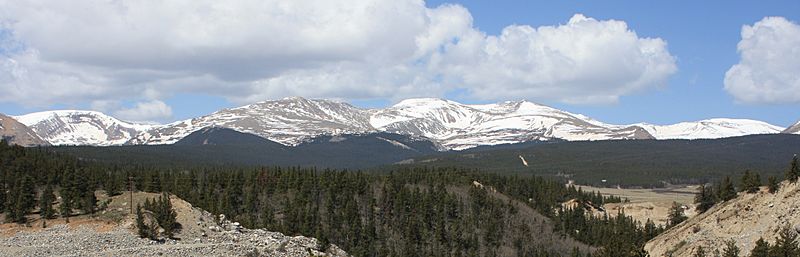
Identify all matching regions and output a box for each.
[645,181,800,257]
[0,192,349,257]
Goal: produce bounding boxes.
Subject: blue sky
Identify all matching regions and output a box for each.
[1,1,799,126]
[426,0,800,126]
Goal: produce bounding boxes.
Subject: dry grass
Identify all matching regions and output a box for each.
[576,184,699,226]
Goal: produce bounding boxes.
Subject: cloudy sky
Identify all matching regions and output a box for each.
[0,0,798,126]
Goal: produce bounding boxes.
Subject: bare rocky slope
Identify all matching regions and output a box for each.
[784,120,800,134]
[644,181,800,257]
[0,113,49,146]
[0,192,348,257]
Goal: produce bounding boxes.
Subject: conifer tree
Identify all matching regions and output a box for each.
[0,183,6,213]
[771,225,799,257]
[787,155,799,183]
[158,193,178,238]
[767,176,780,194]
[749,237,770,257]
[722,240,740,257]
[667,202,687,228]
[718,176,737,201]
[739,171,761,193]
[39,184,57,227]
[135,204,150,239]
[695,184,715,213]
[693,246,706,257]
[9,175,36,224]
[59,186,73,223]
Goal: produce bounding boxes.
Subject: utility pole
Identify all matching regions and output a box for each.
[129,176,134,214]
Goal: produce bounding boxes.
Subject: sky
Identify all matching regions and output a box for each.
[0,0,799,126]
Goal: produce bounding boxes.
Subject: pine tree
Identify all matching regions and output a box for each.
[158,193,178,238]
[0,182,6,214]
[59,186,72,223]
[771,225,799,257]
[10,175,36,224]
[787,155,799,183]
[667,202,687,228]
[693,246,706,257]
[695,184,715,213]
[722,239,740,257]
[718,176,737,201]
[39,184,57,227]
[104,172,122,196]
[768,176,780,194]
[740,171,752,193]
[740,171,760,193]
[749,237,770,257]
[135,204,150,239]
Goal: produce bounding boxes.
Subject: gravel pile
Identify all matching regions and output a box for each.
[0,223,348,257]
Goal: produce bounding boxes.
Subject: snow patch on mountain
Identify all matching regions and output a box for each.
[129,97,373,145]
[14,110,153,146]
[371,98,651,150]
[634,118,783,140]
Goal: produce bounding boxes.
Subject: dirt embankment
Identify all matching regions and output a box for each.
[644,181,800,257]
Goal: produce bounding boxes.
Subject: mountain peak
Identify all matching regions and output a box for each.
[391,98,458,108]
[14,110,153,146]
[634,118,783,140]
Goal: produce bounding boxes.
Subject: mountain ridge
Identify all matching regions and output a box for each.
[784,120,800,134]
[14,110,153,146]
[0,113,50,146]
[13,97,788,149]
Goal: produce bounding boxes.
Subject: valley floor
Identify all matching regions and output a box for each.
[575,184,698,226]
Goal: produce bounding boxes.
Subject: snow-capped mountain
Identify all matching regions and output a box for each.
[0,113,49,146]
[371,98,651,150]
[15,97,788,149]
[14,110,153,146]
[784,120,800,134]
[129,97,373,145]
[634,119,784,140]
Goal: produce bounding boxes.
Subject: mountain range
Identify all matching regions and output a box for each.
[8,97,798,150]
[0,113,49,146]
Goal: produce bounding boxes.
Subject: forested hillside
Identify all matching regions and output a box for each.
[409,134,800,187]
[1,139,669,256]
[53,131,439,169]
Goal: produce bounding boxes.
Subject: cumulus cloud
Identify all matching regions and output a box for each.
[114,100,173,123]
[433,14,677,104]
[724,16,800,104]
[0,0,677,109]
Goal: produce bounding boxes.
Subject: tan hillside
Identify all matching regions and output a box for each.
[644,181,800,257]
[0,113,49,146]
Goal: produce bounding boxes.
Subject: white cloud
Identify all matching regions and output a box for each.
[432,14,677,104]
[0,1,677,109]
[724,16,800,104]
[114,100,173,123]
